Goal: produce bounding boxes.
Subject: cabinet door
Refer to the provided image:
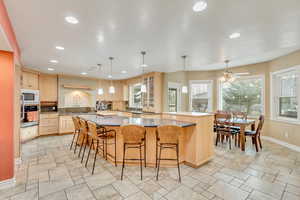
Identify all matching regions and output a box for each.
[59,116,74,134]
[22,72,39,90]
[39,74,58,102]
[148,76,154,108]
[20,126,38,142]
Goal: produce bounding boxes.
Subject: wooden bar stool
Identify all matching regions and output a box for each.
[156,125,181,182]
[71,116,81,153]
[78,119,89,162]
[85,121,106,174]
[120,125,146,180]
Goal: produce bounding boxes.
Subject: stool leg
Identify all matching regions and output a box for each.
[78,134,85,158]
[144,139,146,168]
[176,144,181,183]
[105,137,108,160]
[85,139,93,167]
[121,144,126,180]
[92,140,99,175]
[156,146,162,181]
[74,132,80,154]
[139,144,143,180]
[102,139,105,158]
[155,141,158,168]
[114,133,117,167]
[70,131,76,150]
[81,135,88,163]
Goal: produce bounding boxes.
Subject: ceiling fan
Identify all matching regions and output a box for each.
[220,60,250,82]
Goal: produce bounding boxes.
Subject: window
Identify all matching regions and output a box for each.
[190,80,213,112]
[219,76,264,116]
[271,67,299,122]
[168,88,178,112]
[129,83,142,108]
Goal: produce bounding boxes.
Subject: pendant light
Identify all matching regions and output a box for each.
[181,55,188,94]
[109,57,115,94]
[220,60,235,83]
[141,51,147,93]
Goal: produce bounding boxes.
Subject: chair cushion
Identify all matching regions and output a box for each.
[230,126,241,130]
[245,130,256,135]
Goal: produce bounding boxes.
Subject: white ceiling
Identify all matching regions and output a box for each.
[4,0,300,79]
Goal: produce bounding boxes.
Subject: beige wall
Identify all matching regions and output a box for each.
[14,64,21,158]
[163,50,300,147]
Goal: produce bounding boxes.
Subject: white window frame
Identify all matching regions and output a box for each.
[189,80,213,112]
[129,83,142,108]
[168,82,182,112]
[270,66,300,124]
[218,75,265,117]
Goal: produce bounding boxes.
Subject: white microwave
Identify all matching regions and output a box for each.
[21,89,40,105]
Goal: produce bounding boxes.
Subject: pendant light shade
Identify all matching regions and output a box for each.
[181,55,188,94]
[109,57,115,94]
[221,60,236,83]
[141,51,147,93]
[98,88,104,95]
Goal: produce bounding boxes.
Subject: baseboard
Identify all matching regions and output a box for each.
[0,177,16,189]
[261,136,300,152]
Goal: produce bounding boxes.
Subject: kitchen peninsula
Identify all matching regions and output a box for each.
[79,112,214,168]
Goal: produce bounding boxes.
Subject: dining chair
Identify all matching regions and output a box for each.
[156,125,181,182]
[215,119,236,149]
[78,119,90,162]
[120,125,146,180]
[244,115,264,152]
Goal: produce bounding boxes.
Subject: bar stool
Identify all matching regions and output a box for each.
[156,125,181,182]
[78,119,89,162]
[85,121,106,174]
[71,116,81,153]
[120,125,146,180]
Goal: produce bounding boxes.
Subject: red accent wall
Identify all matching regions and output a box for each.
[0,0,21,63]
[0,50,14,181]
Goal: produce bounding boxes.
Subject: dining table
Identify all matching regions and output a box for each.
[216,118,256,151]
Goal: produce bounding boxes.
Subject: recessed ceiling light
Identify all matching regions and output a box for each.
[47,68,55,71]
[141,64,148,68]
[108,75,112,78]
[81,72,87,75]
[193,1,207,12]
[65,16,79,24]
[50,60,58,63]
[56,46,64,50]
[97,35,104,43]
[121,70,127,74]
[229,32,241,39]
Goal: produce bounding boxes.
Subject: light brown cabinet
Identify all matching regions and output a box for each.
[21,126,38,143]
[98,79,124,101]
[59,116,74,134]
[39,113,58,135]
[22,71,39,90]
[39,74,58,102]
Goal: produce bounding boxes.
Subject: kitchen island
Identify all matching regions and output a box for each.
[79,112,214,168]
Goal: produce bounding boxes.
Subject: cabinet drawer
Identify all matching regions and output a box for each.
[40,118,58,127]
[40,113,59,119]
[39,126,58,135]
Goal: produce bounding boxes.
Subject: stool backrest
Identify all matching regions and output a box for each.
[121,125,146,143]
[156,125,181,144]
[72,116,80,131]
[79,119,88,135]
[87,121,98,140]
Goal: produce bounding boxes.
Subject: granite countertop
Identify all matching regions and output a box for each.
[163,112,214,117]
[78,114,196,128]
[59,112,97,116]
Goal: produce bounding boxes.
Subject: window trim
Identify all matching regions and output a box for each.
[129,83,142,108]
[218,75,265,117]
[189,80,213,113]
[168,82,182,112]
[270,66,300,124]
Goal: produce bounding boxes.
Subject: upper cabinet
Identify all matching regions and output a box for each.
[21,71,39,90]
[142,72,163,113]
[39,74,58,102]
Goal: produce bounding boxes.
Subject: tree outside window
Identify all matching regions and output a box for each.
[221,77,263,116]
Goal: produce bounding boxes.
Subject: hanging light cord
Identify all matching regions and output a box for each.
[182,55,187,71]
[109,57,113,84]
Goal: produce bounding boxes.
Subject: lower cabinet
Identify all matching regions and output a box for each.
[59,116,74,134]
[39,113,59,135]
[21,126,38,143]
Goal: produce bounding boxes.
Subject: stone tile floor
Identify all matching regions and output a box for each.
[1,135,300,200]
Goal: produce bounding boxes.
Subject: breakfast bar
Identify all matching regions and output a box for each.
[79,112,214,168]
